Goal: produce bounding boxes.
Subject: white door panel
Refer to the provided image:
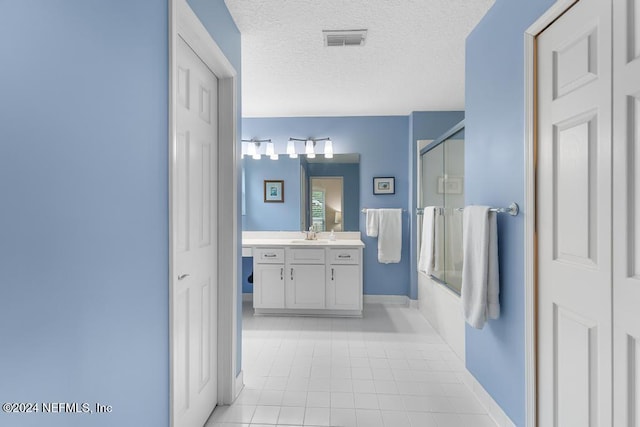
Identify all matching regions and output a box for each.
[613,0,640,424]
[173,35,218,427]
[537,0,612,425]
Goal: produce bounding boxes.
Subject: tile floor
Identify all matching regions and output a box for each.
[206,302,497,427]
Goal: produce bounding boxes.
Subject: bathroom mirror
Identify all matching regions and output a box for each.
[419,121,465,294]
[242,154,360,232]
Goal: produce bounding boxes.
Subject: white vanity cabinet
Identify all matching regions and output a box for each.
[326,249,362,310]
[247,236,364,317]
[252,248,285,309]
[286,248,326,309]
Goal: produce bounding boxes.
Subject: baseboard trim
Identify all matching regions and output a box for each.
[408,298,418,309]
[460,370,516,427]
[363,294,410,306]
[242,293,253,303]
[233,370,244,401]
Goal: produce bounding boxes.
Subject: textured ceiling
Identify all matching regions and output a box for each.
[224,0,495,117]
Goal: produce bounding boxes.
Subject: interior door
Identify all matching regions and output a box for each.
[537,0,612,425]
[613,1,640,424]
[173,36,218,427]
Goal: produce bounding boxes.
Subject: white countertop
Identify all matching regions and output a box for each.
[243,238,364,248]
[242,231,364,250]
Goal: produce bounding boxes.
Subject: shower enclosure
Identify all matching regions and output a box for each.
[419,120,465,294]
[416,120,465,358]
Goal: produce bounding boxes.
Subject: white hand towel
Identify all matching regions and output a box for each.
[461,206,500,329]
[366,209,379,237]
[377,208,402,263]
[418,207,437,275]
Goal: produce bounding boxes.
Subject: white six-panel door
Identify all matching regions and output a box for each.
[537,0,613,424]
[173,35,218,427]
[613,0,640,425]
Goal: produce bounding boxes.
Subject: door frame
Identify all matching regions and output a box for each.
[523,1,579,426]
[169,0,240,422]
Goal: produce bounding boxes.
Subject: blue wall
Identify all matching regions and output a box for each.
[242,157,301,231]
[465,1,553,425]
[0,1,241,426]
[243,116,411,296]
[0,2,168,426]
[407,112,466,299]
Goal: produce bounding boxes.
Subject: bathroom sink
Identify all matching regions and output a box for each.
[289,239,331,244]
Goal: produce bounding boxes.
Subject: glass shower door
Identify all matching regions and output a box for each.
[419,122,465,294]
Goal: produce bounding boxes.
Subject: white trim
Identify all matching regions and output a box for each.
[461,370,517,427]
[523,2,578,426]
[363,294,410,306]
[408,298,418,309]
[169,0,239,424]
[243,293,253,303]
[234,370,244,400]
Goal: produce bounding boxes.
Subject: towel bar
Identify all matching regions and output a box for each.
[361,208,406,213]
[416,203,519,216]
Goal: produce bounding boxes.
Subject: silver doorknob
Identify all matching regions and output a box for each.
[178,274,190,281]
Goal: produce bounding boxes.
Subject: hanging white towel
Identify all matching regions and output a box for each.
[461,206,500,329]
[366,209,379,237]
[377,208,402,263]
[434,210,445,273]
[447,209,464,270]
[418,207,437,275]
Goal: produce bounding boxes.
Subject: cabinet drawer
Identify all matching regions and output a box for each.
[329,249,360,264]
[254,248,285,263]
[287,248,325,264]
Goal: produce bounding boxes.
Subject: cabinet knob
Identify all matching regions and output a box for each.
[178,274,190,281]
[331,268,335,281]
[280,267,284,280]
[290,268,294,280]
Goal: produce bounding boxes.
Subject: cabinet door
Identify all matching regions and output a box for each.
[327,264,361,310]
[254,264,285,308]
[286,264,325,309]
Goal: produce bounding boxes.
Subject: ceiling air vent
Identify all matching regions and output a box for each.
[323,29,367,47]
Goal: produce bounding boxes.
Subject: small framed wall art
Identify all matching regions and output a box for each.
[264,180,284,202]
[373,177,395,195]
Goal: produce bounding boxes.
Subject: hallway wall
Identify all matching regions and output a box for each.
[0,2,169,426]
[0,1,241,426]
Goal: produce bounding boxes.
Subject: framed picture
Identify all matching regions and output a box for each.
[373,177,395,195]
[437,176,463,194]
[264,180,284,202]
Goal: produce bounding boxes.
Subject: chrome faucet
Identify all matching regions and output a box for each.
[305,226,317,240]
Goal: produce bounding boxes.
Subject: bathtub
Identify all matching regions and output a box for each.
[418,270,465,361]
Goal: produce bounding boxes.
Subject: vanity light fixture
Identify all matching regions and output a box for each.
[305,139,316,159]
[242,138,272,160]
[324,139,333,158]
[252,143,261,160]
[289,137,334,158]
[266,140,275,157]
[286,139,298,158]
